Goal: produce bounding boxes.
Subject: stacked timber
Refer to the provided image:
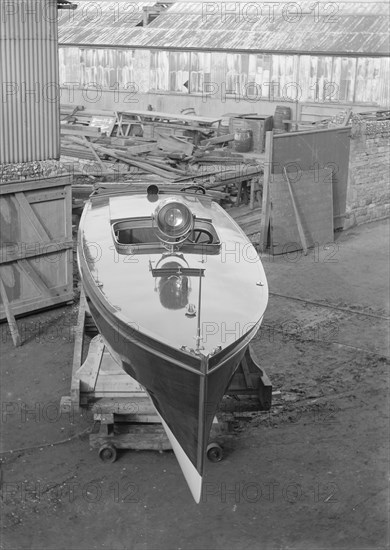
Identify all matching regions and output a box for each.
[61,105,266,242]
[60,104,264,191]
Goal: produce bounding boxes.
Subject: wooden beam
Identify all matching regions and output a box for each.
[126,143,158,155]
[0,271,21,347]
[200,133,234,146]
[61,125,101,137]
[76,335,105,393]
[273,125,352,138]
[259,131,273,252]
[82,136,106,169]
[0,176,72,196]
[283,167,308,255]
[92,143,175,179]
[0,240,73,264]
[13,193,51,241]
[69,288,88,410]
[16,259,58,298]
[342,108,353,126]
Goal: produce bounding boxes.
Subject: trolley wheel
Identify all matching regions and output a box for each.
[98,444,117,463]
[207,443,223,463]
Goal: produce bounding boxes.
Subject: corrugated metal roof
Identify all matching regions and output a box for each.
[58,1,390,55]
[58,1,156,44]
[151,0,388,18]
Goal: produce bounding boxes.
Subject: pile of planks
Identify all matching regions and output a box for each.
[61,133,187,180]
[60,105,264,206]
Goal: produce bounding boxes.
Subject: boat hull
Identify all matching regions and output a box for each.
[85,279,257,471]
[78,189,268,501]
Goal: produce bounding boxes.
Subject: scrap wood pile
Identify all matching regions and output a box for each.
[60,104,264,207]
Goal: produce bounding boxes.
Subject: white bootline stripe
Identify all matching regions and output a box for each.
[159,415,203,504]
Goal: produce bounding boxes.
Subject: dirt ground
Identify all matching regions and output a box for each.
[1,218,389,550]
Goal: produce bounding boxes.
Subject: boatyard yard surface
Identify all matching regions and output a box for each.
[1,218,389,550]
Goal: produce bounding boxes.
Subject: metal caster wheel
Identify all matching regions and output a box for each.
[207,443,223,463]
[98,444,117,463]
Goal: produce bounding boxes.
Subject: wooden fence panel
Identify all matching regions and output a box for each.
[269,168,333,255]
[272,126,351,229]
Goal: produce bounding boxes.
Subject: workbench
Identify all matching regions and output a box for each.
[121,109,222,144]
[122,109,222,127]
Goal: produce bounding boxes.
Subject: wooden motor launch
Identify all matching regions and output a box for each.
[77,185,268,502]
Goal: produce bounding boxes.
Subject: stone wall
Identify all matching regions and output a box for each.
[346,118,390,226]
[0,160,65,184]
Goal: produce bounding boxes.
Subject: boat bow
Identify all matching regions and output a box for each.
[78,187,268,501]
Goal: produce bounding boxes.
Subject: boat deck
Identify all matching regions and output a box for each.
[79,192,268,355]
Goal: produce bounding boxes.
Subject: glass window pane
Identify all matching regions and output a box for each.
[271,55,295,99]
[169,52,189,92]
[150,51,169,91]
[59,47,81,85]
[190,52,211,93]
[338,58,356,101]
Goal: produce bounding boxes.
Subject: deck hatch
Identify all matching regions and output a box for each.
[111,217,221,255]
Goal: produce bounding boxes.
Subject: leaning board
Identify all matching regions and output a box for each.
[272,127,351,229]
[0,176,73,320]
[269,168,333,255]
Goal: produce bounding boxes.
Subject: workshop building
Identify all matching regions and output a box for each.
[58,1,389,116]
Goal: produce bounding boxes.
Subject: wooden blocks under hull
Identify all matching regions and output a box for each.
[61,290,272,463]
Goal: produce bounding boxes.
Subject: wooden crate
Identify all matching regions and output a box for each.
[229,115,273,152]
[239,115,273,152]
[0,176,73,320]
